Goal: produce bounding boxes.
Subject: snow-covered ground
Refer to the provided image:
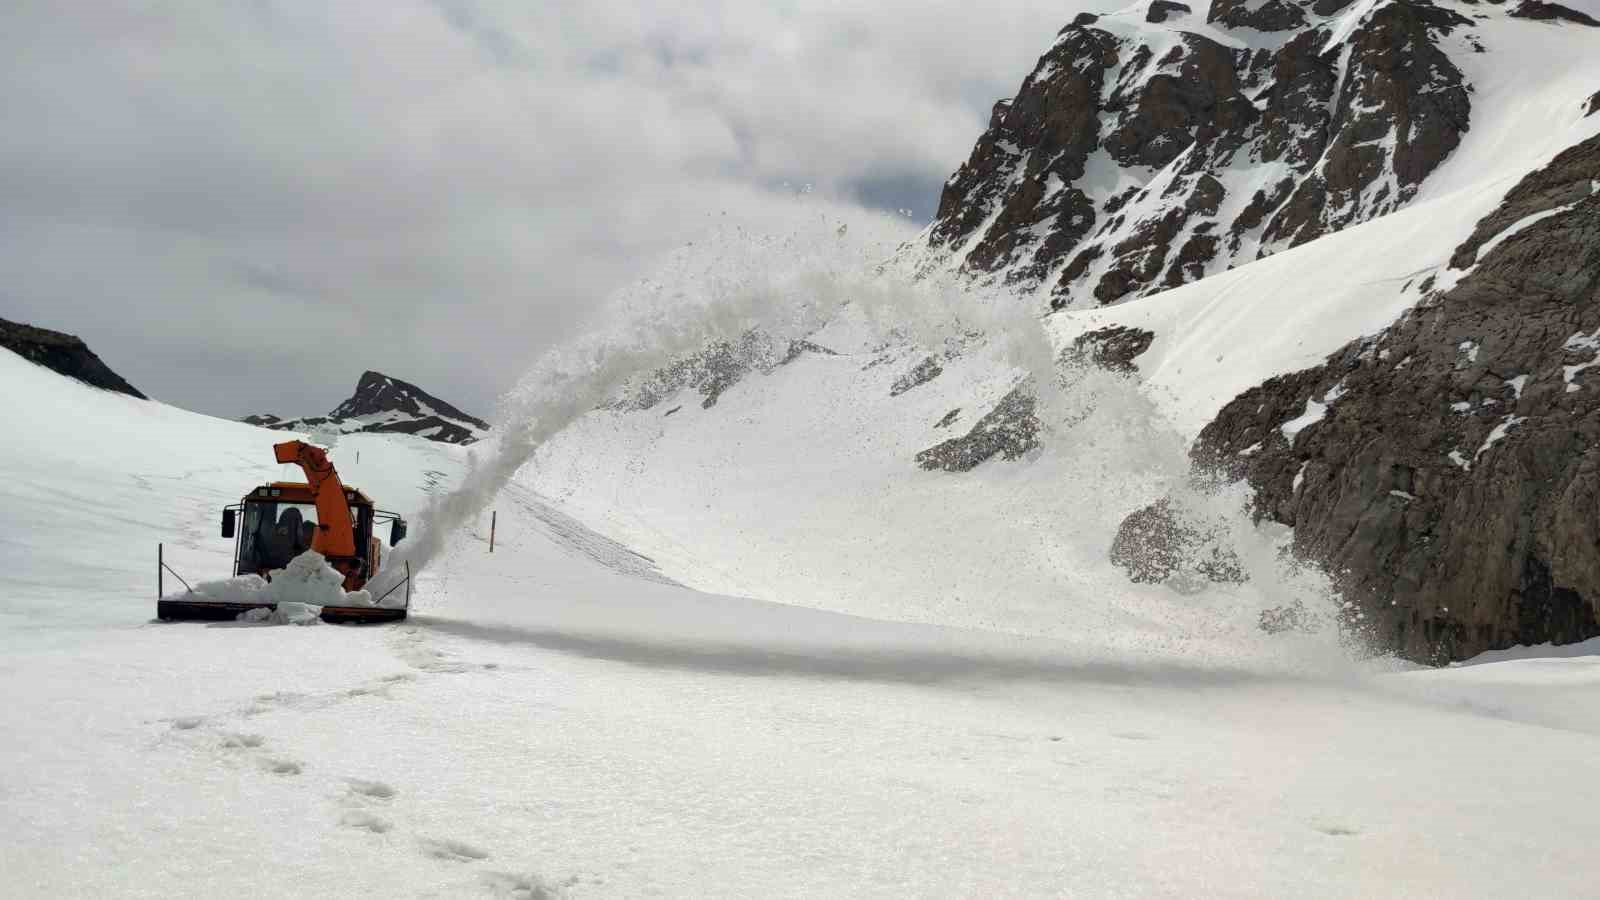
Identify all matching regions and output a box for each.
[5,314,1600,899]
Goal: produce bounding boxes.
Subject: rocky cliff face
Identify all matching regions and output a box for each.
[906,0,1600,662]
[246,371,488,444]
[1194,133,1600,662]
[0,317,145,399]
[918,0,1473,309]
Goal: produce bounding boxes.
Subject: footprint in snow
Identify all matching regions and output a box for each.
[346,779,397,801]
[254,690,305,706]
[1315,823,1361,837]
[481,871,562,899]
[339,810,393,834]
[263,757,303,776]
[170,716,206,731]
[1112,731,1157,741]
[220,732,266,750]
[420,838,491,863]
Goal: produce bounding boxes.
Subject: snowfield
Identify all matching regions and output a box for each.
[8,20,1600,882]
[5,314,1600,898]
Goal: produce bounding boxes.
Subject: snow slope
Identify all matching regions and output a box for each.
[7,315,1600,898]
[0,347,466,632]
[511,7,1600,644]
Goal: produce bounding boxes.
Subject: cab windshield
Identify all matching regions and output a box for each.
[235,500,371,574]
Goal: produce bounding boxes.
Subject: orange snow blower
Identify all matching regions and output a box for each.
[156,440,411,624]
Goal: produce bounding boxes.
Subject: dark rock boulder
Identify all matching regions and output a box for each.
[1070,326,1156,373]
[1208,0,1307,31]
[890,356,944,396]
[1259,600,1319,634]
[1191,133,1600,663]
[0,317,145,398]
[780,340,838,365]
[1146,1,1192,23]
[1109,497,1247,585]
[626,332,770,411]
[624,331,838,411]
[1509,1,1600,26]
[916,387,1040,472]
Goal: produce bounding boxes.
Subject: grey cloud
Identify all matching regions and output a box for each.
[0,0,1120,420]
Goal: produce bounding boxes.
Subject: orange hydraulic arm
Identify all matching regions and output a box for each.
[273,440,357,558]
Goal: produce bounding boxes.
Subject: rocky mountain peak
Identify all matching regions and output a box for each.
[899,0,1600,663]
[916,0,1480,309]
[331,370,488,429]
[245,370,488,445]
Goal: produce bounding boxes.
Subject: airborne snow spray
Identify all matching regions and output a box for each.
[375,198,1346,673]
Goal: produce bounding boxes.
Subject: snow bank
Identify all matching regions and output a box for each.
[162,551,391,625]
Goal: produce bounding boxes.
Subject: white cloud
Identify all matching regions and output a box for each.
[0,0,1116,417]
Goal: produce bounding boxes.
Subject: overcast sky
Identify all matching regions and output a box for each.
[1,1,1115,419]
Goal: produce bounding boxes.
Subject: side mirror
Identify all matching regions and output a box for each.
[221,508,236,539]
[390,518,408,547]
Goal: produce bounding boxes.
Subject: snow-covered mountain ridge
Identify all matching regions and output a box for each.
[897,0,1600,661]
[911,0,1592,310]
[245,370,489,445]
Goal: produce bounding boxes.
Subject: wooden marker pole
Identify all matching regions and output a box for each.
[489,511,497,553]
[158,543,163,600]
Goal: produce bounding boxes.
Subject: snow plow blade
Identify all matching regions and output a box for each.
[157,599,267,622]
[156,599,407,624]
[321,605,408,624]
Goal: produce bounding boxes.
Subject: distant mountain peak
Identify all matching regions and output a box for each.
[245,370,488,444]
[331,370,489,430]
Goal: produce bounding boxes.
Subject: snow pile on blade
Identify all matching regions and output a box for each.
[162,551,388,625]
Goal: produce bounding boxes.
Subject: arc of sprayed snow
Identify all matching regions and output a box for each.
[368,226,1064,596]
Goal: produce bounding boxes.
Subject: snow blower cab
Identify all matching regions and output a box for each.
[157,440,411,624]
[224,484,403,589]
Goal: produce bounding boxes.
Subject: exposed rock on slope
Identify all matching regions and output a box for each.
[1193,134,1600,662]
[890,356,945,397]
[618,332,837,412]
[918,0,1472,309]
[915,386,1040,472]
[246,371,488,444]
[0,317,145,399]
[1109,497,1246,585]
[1069,325,1154,373]
[1510,1,1600,27]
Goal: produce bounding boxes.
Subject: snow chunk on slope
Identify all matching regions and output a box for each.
[163,551,380,624]
[1281,382,1343,442]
